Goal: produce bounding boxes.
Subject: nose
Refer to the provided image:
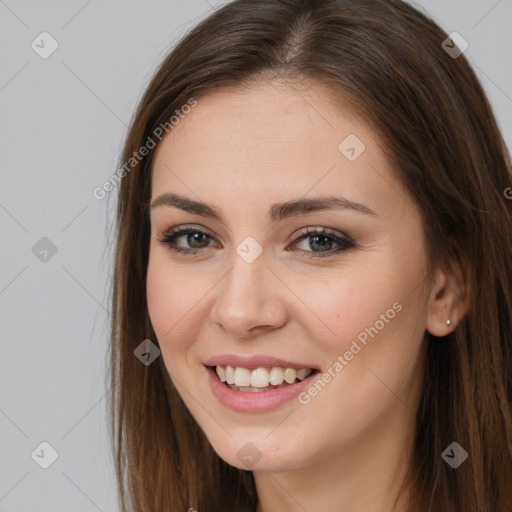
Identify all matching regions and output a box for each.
[209,249,288,340]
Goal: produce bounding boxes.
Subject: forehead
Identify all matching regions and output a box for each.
[150,80,405,220]
[154,80,370,161]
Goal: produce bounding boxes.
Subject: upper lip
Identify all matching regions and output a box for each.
[203,354,319,371]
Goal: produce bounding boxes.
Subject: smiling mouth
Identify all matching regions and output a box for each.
[211,365,319,392]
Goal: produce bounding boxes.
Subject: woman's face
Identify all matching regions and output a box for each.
[147,81,434,472]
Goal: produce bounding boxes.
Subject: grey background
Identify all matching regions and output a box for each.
[0,0,511,510]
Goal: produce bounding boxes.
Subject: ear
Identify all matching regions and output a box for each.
[426,253,470,336]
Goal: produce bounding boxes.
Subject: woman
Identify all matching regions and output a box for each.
[108,0,512,510]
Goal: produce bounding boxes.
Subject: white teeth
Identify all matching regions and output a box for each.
[216,365,226,382]
[269,367,284,385]
[215,364,314,390]
[296,368,308,380]
[251,368,270,388]
[284,368,296,384]
[225,365,235,385]
[234,367,252,387]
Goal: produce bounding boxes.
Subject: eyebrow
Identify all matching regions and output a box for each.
[149,192,376,222]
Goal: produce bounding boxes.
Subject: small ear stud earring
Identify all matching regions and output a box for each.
[446,319,451,326]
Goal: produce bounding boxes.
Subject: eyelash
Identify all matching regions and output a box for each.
[157,224,356,259]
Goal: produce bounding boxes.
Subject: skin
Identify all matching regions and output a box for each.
[146,80,467,512]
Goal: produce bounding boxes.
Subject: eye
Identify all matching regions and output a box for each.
[158,225,217,255]
[290,227,355,258]
[157,225,355,258]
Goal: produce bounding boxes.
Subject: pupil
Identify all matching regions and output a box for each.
[188,233,208,248]
[311,235,331,251]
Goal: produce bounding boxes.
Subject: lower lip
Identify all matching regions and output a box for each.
[205,366,317,413]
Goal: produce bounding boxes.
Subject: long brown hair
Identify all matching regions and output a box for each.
[107,0,512,510]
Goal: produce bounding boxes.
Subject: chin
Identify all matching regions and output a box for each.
[203,427,313,472]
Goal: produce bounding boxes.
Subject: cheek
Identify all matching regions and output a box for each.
[289,259,412,352]
[280,260,427,446]
[146,250,208,359]
[288,249,429,407]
